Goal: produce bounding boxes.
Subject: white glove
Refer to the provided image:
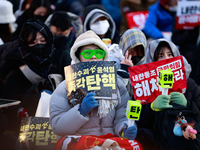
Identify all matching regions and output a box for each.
[109,44,125,61]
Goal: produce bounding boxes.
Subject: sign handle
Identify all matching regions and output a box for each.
[162,88,168,95]
[128,119,135,127]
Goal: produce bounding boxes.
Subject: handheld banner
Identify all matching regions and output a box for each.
[175,1,200,29]
[64,61,118,106]
[126,11,149,30]
[126,100,142,127]
[18,117,57,150]
[128,56,187,104]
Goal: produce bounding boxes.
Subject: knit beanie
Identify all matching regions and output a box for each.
[70,30,109,63]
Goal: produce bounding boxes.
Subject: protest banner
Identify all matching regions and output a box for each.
[18,117,57,150]
[64,61,118,106]
[126,11,148,30]
[175,1,200,29]
[128,56,187,104]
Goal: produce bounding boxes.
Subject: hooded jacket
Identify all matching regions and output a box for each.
[117,29,147,99]
[136,39,200,150]
[138,39,200,128]
[142,1,175,39]
[0,19,71,100]
[50,30,131,139]
[82,4,121,44]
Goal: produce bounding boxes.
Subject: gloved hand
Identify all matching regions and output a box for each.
[109,44,125,61]
[79,93,98,116]
[170,92,187,107]
[151,95,172,111]
[122,123,137,140]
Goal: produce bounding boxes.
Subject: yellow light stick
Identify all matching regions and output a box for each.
[158,69,174,95]
[126,100,142,127]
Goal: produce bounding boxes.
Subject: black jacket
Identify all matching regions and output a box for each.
[136,78,200,149]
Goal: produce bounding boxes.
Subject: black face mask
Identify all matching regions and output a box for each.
[53,34,69,39]
[29,44,47,56]
[34,15,48,22]
[131,56,143,65]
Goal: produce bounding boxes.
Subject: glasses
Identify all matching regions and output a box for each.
[80,49,105,59]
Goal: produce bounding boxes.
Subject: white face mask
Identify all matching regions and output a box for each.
[90,20,110,35]
[168,6,177,12]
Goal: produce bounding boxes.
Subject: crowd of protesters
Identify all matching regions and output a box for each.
[0,0,200,149]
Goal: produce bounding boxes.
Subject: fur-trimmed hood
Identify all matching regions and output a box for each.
[70,30,109,63]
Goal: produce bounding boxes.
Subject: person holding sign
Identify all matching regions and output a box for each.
[135,38,200,150]
[144,38,200,111]
[117,28,147,99]
[50,30,139,149]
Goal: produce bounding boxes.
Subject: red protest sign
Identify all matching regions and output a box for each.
[126,11,148,30]
[128,56,187,105]
[175,1,200,30]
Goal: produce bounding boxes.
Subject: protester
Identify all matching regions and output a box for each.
[45,11,83,53]
[0,19,72,136]
[0,0,16,44]
[45,11,83,38]
[117,29,147,98]
[11,0,52,40]
[82,4,121,44]
[120,0,156,34]
[142,0,178,40]
[50,30,138,149]
[136,38,200,149]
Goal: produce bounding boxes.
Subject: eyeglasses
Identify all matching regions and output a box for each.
[80,49,105,59]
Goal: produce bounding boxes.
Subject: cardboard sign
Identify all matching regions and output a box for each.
[64,61,118,106]
[126,11,149,30]
[175,1,200,29]
[18,117,57,150]
[128,56,187,104]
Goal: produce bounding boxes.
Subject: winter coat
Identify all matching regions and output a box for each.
[0,27,71,101]
[142,2,175,39]
[50,77,130,138]
[136,39,200,150]
[117,29,147,99]
[82,4,121,44]
[50,30,131,140]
